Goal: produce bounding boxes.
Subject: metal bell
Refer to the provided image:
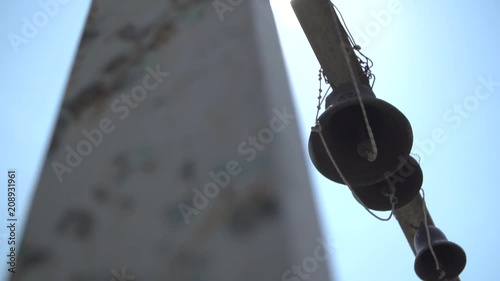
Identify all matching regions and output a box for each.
[414,225,467,281]
[351,156,422,211]
[308,82,413,186]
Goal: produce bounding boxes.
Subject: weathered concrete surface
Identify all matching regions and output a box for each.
[10,1,332,281]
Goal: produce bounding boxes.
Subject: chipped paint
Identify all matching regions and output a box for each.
[17,245,51,271]
[55,208,93,240]
[92,185,111,203]
[179,160,196,181]
[111,153,132,183]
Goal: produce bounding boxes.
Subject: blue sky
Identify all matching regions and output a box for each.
[1,0,499,281]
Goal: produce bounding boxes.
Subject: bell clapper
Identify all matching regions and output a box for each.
[357,139,376,162]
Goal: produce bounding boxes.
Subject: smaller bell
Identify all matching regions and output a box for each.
[351,156,422,211]
[414,225,466,281]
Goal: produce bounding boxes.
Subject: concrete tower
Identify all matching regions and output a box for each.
[9,1,333,281]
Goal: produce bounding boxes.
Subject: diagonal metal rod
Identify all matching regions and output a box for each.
[290,0,461,280]
[290,0,369,89]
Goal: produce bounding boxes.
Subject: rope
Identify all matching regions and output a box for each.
[312,123,396,221]
[329,4,378,162]
[315,7,445,280]
[421,189,446,279]
[411,153,422,165]
[311,4,396,221]
[330,2,376,88]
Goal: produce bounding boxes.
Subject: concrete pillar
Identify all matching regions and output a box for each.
[9,1,333,281]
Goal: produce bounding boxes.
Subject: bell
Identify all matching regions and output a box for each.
[351,156,422,211]
[414,225,467,281]
[308,82,413,186]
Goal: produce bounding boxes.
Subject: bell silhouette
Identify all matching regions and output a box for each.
[309,82,413,186]
[351,156,422,211]
[414,225,466,281]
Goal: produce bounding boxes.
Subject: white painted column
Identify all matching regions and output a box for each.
[10,1,333,281]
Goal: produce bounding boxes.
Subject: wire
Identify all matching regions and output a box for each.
[315,69,334,121]
[330,2,376,89]
[331,3,356,46]
[321,86,330,107]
